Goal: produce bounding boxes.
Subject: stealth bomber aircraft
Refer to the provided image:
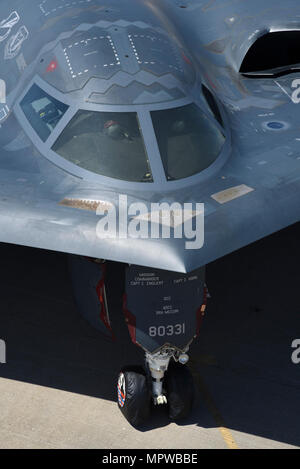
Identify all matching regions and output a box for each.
[1,0,300,425]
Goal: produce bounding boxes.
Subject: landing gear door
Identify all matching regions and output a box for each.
[124,265,206,353]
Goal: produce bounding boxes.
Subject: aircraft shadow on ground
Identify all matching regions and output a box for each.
[0,224,299,445]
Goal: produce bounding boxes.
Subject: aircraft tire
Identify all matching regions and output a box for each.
[165,362,194,421]
[117,366,151,427]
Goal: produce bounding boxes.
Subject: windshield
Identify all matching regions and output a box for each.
[20,84,69,142]
[52,110,153,183]
[151,103,225,180]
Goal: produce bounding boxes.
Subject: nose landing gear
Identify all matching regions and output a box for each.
[146,347,195,420]
[118,264,206,427]
[117,348,196,427]
[68,256,206,428]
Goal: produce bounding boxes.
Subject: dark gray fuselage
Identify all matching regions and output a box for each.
[0,0,300,273]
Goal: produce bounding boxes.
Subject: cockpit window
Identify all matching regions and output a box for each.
[151,103,225,181]
[52,110,153,182]
[20,84,69,142]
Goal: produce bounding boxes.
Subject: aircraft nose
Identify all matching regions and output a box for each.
[111,236,206,274]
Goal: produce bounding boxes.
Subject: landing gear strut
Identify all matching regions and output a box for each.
[146,347,195,419]
[146,350,171,405]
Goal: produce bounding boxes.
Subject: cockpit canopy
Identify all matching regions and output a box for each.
[52,110,153,183]
[20,83,226,183]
